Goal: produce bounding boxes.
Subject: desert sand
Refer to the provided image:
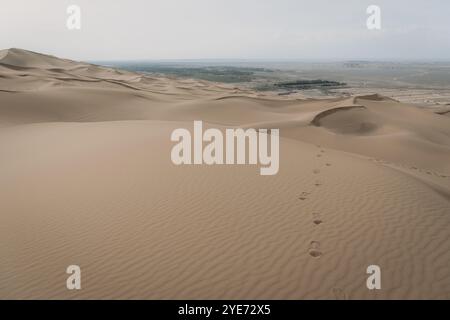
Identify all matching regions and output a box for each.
[0,49,449,299]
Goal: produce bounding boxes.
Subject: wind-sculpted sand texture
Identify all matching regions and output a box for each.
[0,49,449,299]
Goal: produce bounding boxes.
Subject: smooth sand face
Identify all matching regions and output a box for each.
[0,49,449,299]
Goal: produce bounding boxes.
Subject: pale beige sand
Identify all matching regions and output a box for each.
[1,49,449,299]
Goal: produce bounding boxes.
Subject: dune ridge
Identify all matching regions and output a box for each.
[0,49,449,299]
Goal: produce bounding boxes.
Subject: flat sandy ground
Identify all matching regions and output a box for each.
[1,49,449,299]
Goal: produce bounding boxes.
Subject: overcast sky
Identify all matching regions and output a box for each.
[1,0,449,61]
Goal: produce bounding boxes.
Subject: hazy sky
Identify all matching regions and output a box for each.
[1,0,449,61]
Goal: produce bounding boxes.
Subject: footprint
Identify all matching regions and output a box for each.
[308,241,322,258]
[331,287,348,300]
[312,213,323,225]
[299,192,310,200]
[313,169,321,174]
[325,163,331,167]
[317,154,322,158]
[314,181,322,187]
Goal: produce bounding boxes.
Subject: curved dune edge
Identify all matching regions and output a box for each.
[311,105,366,125]
[0,49,449,299]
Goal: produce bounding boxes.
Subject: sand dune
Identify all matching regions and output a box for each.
[0,49,449,299]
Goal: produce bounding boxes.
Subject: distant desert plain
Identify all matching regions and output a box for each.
[0,49,449,299]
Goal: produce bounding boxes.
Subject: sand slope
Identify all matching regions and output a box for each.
[0,49,449,299]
